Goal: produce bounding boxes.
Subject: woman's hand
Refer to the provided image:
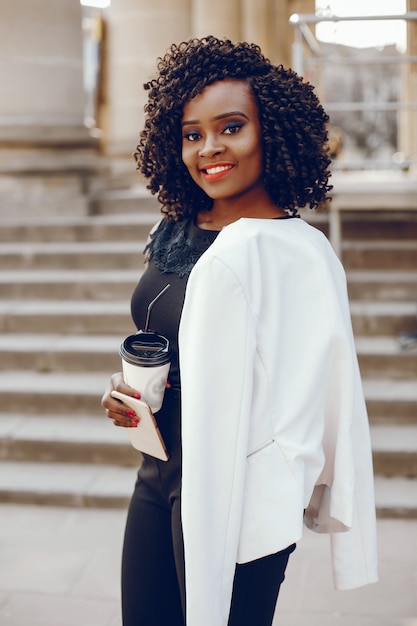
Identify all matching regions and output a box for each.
[101,372,141,428]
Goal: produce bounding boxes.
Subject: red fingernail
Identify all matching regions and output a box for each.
[126,410,136,417]
[132,418,139,426]
[133,393,141,399]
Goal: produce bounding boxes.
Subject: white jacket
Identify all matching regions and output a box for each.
[178,217,378,626]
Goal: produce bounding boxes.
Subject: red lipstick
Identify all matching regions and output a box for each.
[200,162,235,182]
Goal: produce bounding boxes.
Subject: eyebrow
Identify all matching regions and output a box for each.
[181,111,249,127]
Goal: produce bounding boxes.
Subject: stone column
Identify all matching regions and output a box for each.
[105,0,191,163]
[242,0,314,67]
[0,0,102,216]
[191,0,241,40]
[241,0,273,58]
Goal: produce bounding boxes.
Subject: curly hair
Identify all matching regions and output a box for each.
[134,36,332,220]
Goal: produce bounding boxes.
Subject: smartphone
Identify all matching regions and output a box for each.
[111,390,169,461]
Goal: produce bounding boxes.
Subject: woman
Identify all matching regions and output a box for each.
[101,36,378,626]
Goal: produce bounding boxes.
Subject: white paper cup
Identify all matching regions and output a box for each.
[119,331,171,413]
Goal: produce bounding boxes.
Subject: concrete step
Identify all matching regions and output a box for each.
[355,336,417,380]
[3,269,416,303]
[0,334,123,372]
[363,378,417,424]
[342,212,417,240]
[1,241,147,271]
[92,187,160,216]
[351,300,417,336]
[4,273,414,310]
[1,333,416,383]
[4,206,415,244]
[347,270,417,302]
[374,476,417,519]
[0,368,415,423]
[0,371,109,415]
[0,460,136,508]
[342,240,417,271]
[2,298,416,337]
[0,211,159,243]
[1,209,415,247]
[0,413,138,466]
[1,270,140,300]
[0,300,134,335]
[0,458,415,516]
[1,411,415,477]
[370,424,417,478]
[6,239,417,271]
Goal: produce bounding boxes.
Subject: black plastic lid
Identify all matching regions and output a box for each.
[120,330,172,367]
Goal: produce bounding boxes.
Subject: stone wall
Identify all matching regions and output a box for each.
[0,0,106,216]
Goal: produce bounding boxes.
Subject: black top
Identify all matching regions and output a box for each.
[130,218,219,389]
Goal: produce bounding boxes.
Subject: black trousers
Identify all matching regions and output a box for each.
[121,390,295,626]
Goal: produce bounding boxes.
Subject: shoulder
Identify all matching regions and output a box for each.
[192,217,346,302]
[204,217,338,265]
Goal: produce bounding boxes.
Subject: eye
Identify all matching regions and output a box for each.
[183,130,201,142]
[223,121,244,135]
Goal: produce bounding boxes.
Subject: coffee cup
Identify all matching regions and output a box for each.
[119,330,172,413]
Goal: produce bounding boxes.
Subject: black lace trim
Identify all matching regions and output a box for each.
[144,219,218,277]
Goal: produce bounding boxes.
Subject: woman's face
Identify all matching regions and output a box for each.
[181,80,264,204]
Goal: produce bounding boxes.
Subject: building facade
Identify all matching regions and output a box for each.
[0,0,415,216]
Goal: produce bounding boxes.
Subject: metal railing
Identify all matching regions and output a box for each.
[289,11,417,171]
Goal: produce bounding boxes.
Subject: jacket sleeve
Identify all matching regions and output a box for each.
[179,254,256,626]
[303,249,378,589]
[330,355,379,589]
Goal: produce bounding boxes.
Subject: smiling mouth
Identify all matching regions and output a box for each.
[201,164,234,180]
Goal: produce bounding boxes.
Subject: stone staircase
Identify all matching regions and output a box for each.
[0,199,416,516]
[342,212,417,517]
